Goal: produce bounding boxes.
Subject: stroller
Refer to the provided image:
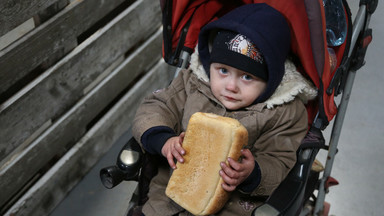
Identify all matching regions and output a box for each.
[100,0,377,215]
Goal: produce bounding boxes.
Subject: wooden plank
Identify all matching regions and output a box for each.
[0,0,58,37]
[0,18,35,51]
[33,0,69,26]
[0,0,127,98]
[0,0,161,162]
[4,60,173,216]
[0,29,163,209]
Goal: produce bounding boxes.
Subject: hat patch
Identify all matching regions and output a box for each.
[226,34,264,64]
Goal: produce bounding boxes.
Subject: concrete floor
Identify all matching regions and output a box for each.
[50,1,384,216]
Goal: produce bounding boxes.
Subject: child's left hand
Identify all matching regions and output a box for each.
[219,148,255,192]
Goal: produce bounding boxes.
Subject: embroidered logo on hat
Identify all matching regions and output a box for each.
[210,30,268,82]
[226,34,264,65]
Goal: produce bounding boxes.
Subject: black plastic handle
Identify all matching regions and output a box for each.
[100,138,143,189]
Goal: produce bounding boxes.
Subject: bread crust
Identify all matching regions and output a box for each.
[165,112,248,215]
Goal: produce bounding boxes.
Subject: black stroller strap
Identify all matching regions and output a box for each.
[299,127,327,150]
[173,15,193,67]
[162,0,173,64]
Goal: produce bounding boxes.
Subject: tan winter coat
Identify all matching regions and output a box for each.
[132,52,317,216]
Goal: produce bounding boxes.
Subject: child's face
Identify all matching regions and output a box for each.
[210,63,267,110]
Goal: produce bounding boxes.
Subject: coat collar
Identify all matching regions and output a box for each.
[188,49,318,109]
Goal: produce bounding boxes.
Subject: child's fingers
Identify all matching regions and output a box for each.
[174,141,185,156]
[239,149,255,170]
[219,170,238,191]
[166,153,177,169]
[220,162,239,179]
[227,157,242,171]
[172,150,184,164]
[241,148,253,159]
[221,182,236,192]
[171,142,184,163]
[179,132,186,143]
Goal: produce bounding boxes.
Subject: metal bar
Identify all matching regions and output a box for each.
[313,5,369,215]
[174,50,191,78]
[348,5,368,57]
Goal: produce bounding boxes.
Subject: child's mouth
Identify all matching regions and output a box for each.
[224,96,238,101]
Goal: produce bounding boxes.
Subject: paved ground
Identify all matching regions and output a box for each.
[50,1,384,215]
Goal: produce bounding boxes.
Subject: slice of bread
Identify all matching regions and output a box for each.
[165,112,248,215]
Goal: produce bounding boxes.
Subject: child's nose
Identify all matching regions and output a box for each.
[225,78,239,92]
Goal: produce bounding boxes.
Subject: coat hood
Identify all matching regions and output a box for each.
[198,3,291,103]
[188,48,318,109]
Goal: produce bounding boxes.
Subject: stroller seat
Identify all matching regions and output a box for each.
[99,0,377,215]
[100,126,326,216]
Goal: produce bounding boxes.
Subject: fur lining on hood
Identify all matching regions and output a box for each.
[188,49,318,109]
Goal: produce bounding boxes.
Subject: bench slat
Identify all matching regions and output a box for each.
[0,27,163,209]
[0,0,161,162]
[0,0,59,37]
[0,0,127,98]
[5,60,172,216]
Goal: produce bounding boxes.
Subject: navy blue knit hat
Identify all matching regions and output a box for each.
[211,30,268,81]
[198,3,291,103]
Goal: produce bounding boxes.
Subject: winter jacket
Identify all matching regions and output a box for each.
[131,50,317,215]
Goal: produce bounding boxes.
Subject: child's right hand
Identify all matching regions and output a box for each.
[161,132,186,169]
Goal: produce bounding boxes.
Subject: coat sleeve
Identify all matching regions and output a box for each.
[251,98,308,196]
[132,71,189,152]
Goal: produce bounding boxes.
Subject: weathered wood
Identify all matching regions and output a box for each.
[0,18,35,51]
[0,0,127,98]
[0,0,58,37]
[33,0,69,26]
[0,0,161,162]
[4,61,173,216]
[0,29,163,209]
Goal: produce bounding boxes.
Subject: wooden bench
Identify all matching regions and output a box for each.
[0,0,173,215]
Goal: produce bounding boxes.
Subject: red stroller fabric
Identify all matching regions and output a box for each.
[160,0,241,60]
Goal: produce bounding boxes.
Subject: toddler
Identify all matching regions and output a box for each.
[132,3,317,216]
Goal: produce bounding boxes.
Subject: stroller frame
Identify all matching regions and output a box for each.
[312,2,377,214]
[100,0,378,215]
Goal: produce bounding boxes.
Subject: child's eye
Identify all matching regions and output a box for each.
[219,68,228,74]
[241,74,253,81]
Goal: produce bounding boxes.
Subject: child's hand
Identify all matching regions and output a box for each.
[161,132,186,169]
[219,148,255,192]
